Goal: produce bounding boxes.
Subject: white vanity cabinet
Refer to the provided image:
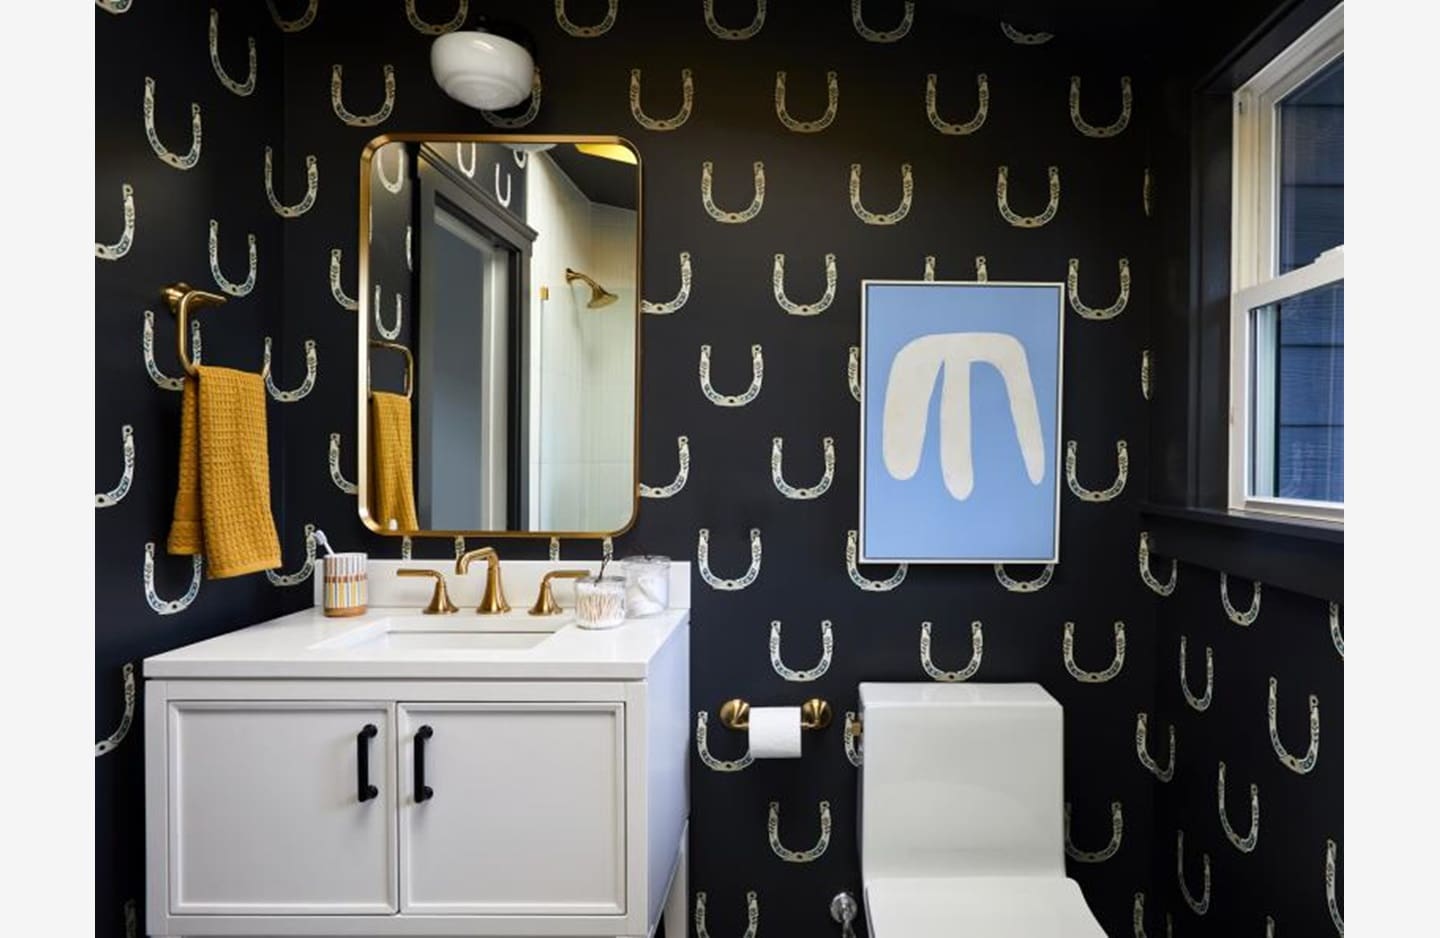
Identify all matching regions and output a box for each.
[144,568,690,938]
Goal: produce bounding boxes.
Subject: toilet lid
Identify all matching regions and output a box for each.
[864,876,1106,938]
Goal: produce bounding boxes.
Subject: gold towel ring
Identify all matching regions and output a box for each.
[162,282,269,379]
[368,339,414,399]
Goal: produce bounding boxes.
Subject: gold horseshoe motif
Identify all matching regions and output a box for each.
[847,346,861,402]
[266,523,316,587]
[373,284,403,340]
[1142,349,1154,400]
[143,77,202,170]
[1217,762,1259,853]
[494,164,512,207]
[773,253,837,315]
[453,536,467,560]
[1177,831,1211,915]
[267,0,318,32]
[209,219,257,296]
[455,141,477,178]
[771,436,835,500]
[1221,573,1262,626]
[555,0,617,37]
[1330,601,1344,658]
[1070,76,1133,138]
[851,0,913,42]
[694,891,759,938]
[97,0,132,13]
[1326,839,1344,936]
[642,251,692,314]
[920,620,983,681]
[1066,440,1129,502]
[331,64,395,127]
[1063,621,1126,683]
[482,69,542,128]
[926,73,988,135]
[1268,677,1320,774]
[329,248,358,309]
[994,563,1053,592]
[770,620,834,681]
[695,711,753,772]
[844,711,863,766]
[768,800,831,862]
[847,530,908,591]
[1068,257,1130,320]
[850,163,913,225]
[96,425,136,508]
[405,0,467,34]
[1139,532,1177,596]
[997,165,1060,228]
[1136,712,1175,782]
[639,436,690,498]
[923,255,936,280]
[265,148,318,218]
[703,0,766,40]
[630,68,693,131]
[697,528,762,590]
[375,144,406,193]
[94,663,136,757]
[1001,22,1053,44]
[264,338,318,402]
[143,310,187,391]
[699,344,763,406]
[1179,636,1213,711]
[976,255,990,281]
[1065,801,1123,863]
[209,9,256,96]
[775,70,838,133]
[329,432,357,494]
[144,542,202,615]
[96,183,135,260]
[701,160,765,223]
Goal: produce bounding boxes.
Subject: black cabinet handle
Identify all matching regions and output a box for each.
[414,725,434,802]
[356,724,379,803]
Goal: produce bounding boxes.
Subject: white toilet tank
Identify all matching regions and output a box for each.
[858,682,1066,881]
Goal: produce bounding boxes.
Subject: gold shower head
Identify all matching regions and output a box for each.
[564,268,619,309]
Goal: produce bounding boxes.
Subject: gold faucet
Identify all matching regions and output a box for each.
[455,547,510,614]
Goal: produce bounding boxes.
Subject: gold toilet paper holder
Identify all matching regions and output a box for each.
[718,697,833,731]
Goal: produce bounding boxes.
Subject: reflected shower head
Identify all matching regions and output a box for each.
[564,268,619,309]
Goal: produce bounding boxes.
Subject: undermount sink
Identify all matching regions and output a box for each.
[309,614,563,653]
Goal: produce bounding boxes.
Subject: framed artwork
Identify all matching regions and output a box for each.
[859,280,1064,564]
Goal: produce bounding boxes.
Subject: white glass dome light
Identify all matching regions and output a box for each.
[430,28,534,111]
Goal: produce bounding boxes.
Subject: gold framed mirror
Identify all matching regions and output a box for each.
[356,134,641,538]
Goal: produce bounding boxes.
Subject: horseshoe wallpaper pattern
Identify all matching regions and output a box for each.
[94,2,1340,937]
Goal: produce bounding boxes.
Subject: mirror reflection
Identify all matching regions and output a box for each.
[361,136,639,535]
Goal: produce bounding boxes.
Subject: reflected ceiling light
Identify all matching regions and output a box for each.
[574,142,638,165]
[430,29,534,110]
[565,268,620,309]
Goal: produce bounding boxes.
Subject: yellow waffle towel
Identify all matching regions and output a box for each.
[167,366,282,578]
[369,390,419,531]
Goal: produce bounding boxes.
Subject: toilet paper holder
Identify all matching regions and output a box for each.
[718,697,833,731]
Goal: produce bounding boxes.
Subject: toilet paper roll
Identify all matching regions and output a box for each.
[748,706,803,759]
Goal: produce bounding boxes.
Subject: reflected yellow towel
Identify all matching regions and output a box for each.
[167,366,282,578]
[369,391,419,531]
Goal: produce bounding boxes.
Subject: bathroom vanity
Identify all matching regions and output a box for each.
[142,560,689,938]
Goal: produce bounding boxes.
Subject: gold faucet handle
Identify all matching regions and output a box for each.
[398,569,459,615]
[529,570,591,616]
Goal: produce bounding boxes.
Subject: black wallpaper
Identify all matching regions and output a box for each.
[92,3,1338,937]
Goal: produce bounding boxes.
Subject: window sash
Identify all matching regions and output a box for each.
[1228,2,1344,523]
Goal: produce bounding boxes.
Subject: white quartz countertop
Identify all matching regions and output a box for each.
[144,606,690,681]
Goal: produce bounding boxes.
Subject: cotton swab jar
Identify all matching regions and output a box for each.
[574,575,627,629]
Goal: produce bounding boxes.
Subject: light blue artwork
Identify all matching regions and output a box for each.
[860,281,1064,563]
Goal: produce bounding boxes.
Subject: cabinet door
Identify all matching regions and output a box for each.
[398,702,626,916]
[166,701,396,915]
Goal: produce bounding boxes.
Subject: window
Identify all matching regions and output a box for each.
[1230,3,1343,522]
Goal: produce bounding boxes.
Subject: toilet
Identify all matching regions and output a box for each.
[858,682,1106,937]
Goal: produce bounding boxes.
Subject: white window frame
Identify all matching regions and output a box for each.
[1229,2,1344,523]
